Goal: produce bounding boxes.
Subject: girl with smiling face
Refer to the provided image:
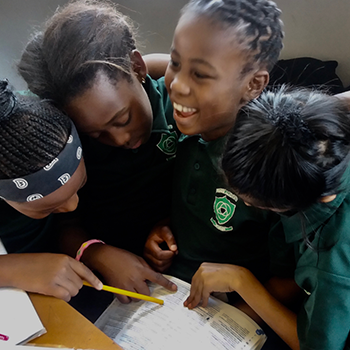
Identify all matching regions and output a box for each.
[145,0,284,287]
[18,0,178,306]
[0,79,102,301]
[143,1,293,348]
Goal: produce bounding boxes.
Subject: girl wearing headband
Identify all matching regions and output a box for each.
[186,86,350,349]
[0,80,102,301]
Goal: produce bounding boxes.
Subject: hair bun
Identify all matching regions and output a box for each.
[0,79,17,121]
[273,110,314,146]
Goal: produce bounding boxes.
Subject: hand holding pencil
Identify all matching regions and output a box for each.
[77,244,176,303]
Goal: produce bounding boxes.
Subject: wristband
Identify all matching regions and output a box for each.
[75,239,105,261]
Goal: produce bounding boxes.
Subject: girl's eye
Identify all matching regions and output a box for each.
[194,71,209,79]
[169,59,180,68]
[114,113,131,127]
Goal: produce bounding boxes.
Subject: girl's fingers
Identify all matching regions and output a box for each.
[69,258,102,290]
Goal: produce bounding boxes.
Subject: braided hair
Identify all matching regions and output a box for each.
[222,85,350,211]
[181,0,284,73]
[0,80,71,179]
[18,0,137,108]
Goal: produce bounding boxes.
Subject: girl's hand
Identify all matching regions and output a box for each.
[144,225,178,272]
[82,244,177,303]
[0,253,102,301]
[184,263,247,309]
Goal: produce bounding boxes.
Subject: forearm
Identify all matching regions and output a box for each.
[335,90,350,110]
[57,215,91,258]
[234,268,299,350]
[60,224,107,271]
[0,254,22,287]
[143,53,170,79]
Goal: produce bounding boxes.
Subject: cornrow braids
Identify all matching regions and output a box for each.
[0,80,71,179]
[18,0,137,107]
[222,86,350,211]
[181,0,284,72]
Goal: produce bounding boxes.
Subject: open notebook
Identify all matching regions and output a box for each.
[0,240,46,346]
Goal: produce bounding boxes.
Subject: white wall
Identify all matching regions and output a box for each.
[1,0,349,90]
[276,0,350,88]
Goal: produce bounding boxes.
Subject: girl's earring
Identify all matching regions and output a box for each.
[135,72,145,84]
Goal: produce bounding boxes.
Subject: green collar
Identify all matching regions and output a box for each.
[179,134,228,172]
[179,134,227,151]
[144,75,172,134]
[282,163,350,243]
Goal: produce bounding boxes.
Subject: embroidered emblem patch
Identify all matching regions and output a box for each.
[210,188,238,232]
[157,130,178,156]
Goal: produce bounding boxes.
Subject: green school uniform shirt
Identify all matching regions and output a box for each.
[167,134,275,285]
[270,166,350,350]
[76,76,179,256]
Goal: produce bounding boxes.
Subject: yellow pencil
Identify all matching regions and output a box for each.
[83,281,164,305]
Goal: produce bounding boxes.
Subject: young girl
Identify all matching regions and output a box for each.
[144,0,284,287]
[186,86,350,350]
[0,79,102,301]
[17,0,177,302]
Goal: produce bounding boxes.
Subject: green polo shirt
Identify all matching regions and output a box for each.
[0,200,55,253]
[167,134,276,285]
[270,167,350,349]
[77,76,179,256]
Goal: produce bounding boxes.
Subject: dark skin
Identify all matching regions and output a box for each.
[142,13,303,349]
[59,51,177,303]
[1,160,102,301]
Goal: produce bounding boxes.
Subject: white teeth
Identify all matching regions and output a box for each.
[173,102,197,113]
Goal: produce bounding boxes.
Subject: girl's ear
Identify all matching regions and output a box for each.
[242,70,269,103]
[319,194,337,203]
[130,50,148,81]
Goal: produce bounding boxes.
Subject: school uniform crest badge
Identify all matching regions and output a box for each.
[210,188,237,232]
[157,130,178,156]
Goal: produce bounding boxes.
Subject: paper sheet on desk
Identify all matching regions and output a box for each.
[95,275,266,350]
[0,239,46,346]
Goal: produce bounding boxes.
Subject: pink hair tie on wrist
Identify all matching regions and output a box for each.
[75,239,105,261]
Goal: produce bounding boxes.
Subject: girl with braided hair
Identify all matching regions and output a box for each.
[186,86,350,349]
[145,0,286,286]
[0,79,102,301]
[144,2,295,348]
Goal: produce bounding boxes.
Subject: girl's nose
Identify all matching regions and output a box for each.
[170,73,190,96]
[54,194,79,214]
[107,128,131,148]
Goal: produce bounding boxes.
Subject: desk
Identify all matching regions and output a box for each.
[28,293,122,349]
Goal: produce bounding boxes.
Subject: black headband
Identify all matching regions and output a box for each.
[0,120,82,202]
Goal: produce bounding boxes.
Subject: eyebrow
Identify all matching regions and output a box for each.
[170,48,216,71]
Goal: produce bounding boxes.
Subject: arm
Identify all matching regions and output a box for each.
[335,90,350,109]
[185,263,300,350]
[58,215,177,303]
[143,53,170,80]
[143,218,178,272]
[0,253,102,301]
